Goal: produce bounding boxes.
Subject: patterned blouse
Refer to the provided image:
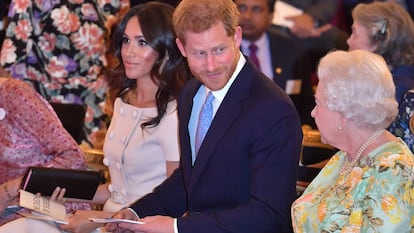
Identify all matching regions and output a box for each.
[0,78,87,225]
[389,89,414,152]
[292,139,414,232]
[0,0,128,143]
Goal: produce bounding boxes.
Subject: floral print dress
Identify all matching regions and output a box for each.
[292,139,414,233]
[389,89,414,152]
[0,0,128,143]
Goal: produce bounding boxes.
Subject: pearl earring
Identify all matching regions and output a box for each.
[338,125,343,131]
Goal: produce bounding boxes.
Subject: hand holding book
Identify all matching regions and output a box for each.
[19,190,67,223]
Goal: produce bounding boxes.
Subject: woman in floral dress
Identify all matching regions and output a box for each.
[292,50,414,232]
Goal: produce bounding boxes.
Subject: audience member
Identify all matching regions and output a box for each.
[292,50,414,232]
[389,89,414,151]
[347,1,414,103]
[236,0,315,127]
[0,0,113,145]
[106,0,302,232]
[57,2,188,233]
[347,2,414,149]
[0,73,87,227]
[275,0,349,73]
[341,0,414,34]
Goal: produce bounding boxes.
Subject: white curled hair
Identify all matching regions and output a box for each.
[317,50,398,129]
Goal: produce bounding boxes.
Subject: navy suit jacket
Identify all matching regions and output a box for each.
[130,61,302,233]
[266,28,315,127]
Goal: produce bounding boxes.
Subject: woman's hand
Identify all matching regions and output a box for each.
[50,186,66,203]
[35,186,66,204]
[61,210,113,233]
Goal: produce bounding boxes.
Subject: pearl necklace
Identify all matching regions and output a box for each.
[340,129,385,177]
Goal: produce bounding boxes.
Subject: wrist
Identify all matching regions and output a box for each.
[2,182,17,201]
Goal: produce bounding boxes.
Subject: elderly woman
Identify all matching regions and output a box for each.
[346,2,414,152]
[291,50,414,232]
[347,2,414,103]
[0,75,88,228]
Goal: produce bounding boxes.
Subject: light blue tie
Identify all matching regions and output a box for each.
[195,92,215,154]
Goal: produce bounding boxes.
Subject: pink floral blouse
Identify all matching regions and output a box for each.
[0,78,87,224]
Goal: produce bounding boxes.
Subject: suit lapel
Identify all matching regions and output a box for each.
[268,30,288,89]
[189,63,254,191]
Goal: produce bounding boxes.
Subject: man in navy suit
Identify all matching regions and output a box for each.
[106,0,302,232]
[236,0,315,127]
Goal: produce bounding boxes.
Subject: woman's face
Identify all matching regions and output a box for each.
[121,16,159,80]
[347,20,376,52]
[311,83,343,146]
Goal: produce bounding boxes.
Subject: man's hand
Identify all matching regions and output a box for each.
[105,208,140,233]
[116,216,175,233]
[285,13,330,38]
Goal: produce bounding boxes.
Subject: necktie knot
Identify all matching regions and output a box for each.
[248,43,260,69]
[249,43,258,53]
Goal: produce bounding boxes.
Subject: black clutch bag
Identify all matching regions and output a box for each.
[21,167,105,200]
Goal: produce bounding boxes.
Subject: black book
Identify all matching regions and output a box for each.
[22,167,105,200]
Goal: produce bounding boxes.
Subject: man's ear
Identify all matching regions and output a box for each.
[234,26,242,48]
[176,38,187,57]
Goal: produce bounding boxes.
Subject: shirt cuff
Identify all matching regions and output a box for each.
[174,218,178,233]
[126,207,140,220]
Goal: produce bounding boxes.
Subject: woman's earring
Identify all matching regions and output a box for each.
[338,125,343,131]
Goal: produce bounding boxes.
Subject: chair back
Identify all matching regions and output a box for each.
[50,102,86,144]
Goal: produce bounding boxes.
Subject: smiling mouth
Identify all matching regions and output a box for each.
[206,72,222,80]
[124,61,138,66]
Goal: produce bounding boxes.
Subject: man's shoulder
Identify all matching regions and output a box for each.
[240,65,294,105]
[267,27,292,41]
[267,27,304,52]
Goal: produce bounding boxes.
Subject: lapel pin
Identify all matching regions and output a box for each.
[275,67,282,75]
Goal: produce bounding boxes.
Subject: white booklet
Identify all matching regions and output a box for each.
[19,190,67,223]
[272,1,303,28]
[88,218,145,224]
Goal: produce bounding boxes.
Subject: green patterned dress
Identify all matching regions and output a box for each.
[292,139,414,233]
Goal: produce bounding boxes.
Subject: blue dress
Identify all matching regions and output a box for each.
[389,89,414,152]
[392,65,414,104]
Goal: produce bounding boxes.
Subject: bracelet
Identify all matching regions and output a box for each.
[3,183,13,200]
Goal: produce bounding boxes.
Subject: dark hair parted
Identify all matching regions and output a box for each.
[111,2,189,129]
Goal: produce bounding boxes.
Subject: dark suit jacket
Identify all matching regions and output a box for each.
[266,28,315,127]
[130,61,302,233]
